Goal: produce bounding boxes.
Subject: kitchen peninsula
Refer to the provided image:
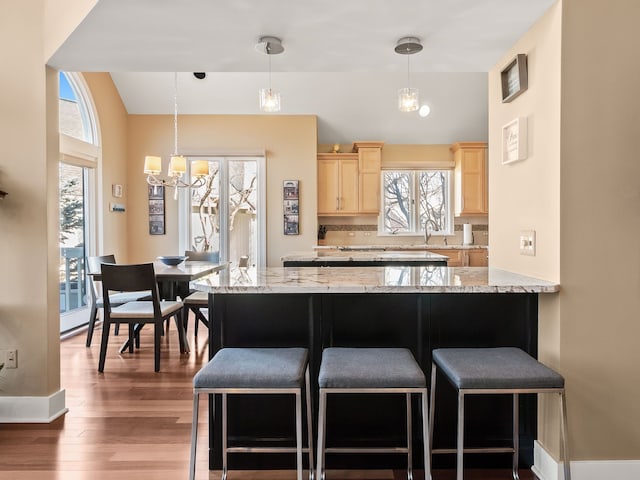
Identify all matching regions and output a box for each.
[192,265,557,472]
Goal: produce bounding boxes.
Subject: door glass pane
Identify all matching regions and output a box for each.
[59,163,87,314]
[228,159,258,267]
[189,160,221,254]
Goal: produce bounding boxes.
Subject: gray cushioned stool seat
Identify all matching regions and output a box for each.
[432,347,564,390]
[193,347,308,390]
[318,347,426,389]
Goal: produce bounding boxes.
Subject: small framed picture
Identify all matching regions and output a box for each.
[283,180,299,199]
[284,215,299,235]
[283,180,300,235]
[501,54,528,103]
[112,184,123,198]
[148,185,165,235]
[502,117,528,164]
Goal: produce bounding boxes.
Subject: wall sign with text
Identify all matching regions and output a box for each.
[502,117,528,165]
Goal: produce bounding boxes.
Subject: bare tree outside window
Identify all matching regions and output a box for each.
[382,170,451,235]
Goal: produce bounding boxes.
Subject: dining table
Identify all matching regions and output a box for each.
[90,260,228,353]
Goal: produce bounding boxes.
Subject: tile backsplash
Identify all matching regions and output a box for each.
[318,223,488,246]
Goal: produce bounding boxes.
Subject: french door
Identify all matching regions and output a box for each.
[180,156,265,268]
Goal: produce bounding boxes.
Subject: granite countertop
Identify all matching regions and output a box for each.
[192,266,559,294]
[314,244,488,251]
[281,250,449,262]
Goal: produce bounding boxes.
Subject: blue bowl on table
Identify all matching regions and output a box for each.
[157,255,188,266]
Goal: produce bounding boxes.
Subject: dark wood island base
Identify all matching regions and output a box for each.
[192,266,558,473]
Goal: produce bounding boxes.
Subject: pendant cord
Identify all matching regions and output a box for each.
[268,45,272,92]
[173,72,179,155]
[406,54,411,89]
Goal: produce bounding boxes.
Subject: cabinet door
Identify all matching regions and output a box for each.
[453,143,488,216]
[358,147,381,214]
[339,159,359,213]
[427,249,464,266]
[467,249,488,266]
[318,159,339,214]
[461,149,486,214]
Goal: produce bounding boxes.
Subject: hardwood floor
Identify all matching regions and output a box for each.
[0,318,535,480]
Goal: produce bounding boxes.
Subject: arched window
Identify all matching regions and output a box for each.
[58,72,100,335]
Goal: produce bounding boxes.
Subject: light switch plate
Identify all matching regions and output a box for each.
[520,230,536,256]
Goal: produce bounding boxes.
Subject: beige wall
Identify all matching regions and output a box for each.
[82,73,131,261]
[127,115,318,266]
[488,4,562,281]
[490,0,640,461]
[0,4,60,397]
[558,0,640,459]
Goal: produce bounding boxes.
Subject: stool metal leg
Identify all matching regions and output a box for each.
[429,363,436,457]
[512,394,520,480]
[406,393,413,480]
[457,392,465,480]
[189,392,199,480]
[316,390,327,480]
[422,390,431,480]
[560,391,571,480]
[305,367,315,480]
[296,390,303,480]
[222,393,228,480]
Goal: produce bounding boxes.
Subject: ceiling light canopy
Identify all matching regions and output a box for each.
[395,37,422,113]
[256,36,284,112]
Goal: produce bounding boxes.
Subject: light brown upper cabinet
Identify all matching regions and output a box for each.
[353,141,384,214]
[318,142,384,216]
[318,153,359,215]
[452,142,488,216]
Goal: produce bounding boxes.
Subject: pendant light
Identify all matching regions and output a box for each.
[395,37,423,112]
[256,36,284,112]
[143,73,210,198]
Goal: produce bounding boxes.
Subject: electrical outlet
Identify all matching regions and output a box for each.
[520,230,536,256]
[5,349,17,369]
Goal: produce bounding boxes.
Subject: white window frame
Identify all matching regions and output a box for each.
[58,72,101,334]
[378,169,454,237]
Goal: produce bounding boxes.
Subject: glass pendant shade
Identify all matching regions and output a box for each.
[398,87,419,112]
[259,87,281,112]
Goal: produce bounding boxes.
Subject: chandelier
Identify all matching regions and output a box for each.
[395,37,423,112]
[256,36,284,112]
[144,72,209,198]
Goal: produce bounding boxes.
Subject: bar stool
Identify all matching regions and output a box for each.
[316,347,430,480]
[429,347,570,480]
[189,348,314,480]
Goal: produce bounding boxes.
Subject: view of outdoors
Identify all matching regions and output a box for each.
[59,163,87,313]
[382,170,450,234]
[189,158,259,266]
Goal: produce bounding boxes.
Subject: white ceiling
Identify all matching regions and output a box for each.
[49,0,556,144]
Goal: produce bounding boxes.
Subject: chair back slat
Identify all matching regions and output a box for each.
[87,254,116,274]
[185,250,219,263]
[101,263,159,311]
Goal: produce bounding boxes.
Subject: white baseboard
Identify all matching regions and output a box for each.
[0,389,68,423]
[533,440,640,480]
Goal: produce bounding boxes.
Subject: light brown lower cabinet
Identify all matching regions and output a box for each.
[427,248,488,267]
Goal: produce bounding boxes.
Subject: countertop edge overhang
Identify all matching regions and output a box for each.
[191,266,559,294]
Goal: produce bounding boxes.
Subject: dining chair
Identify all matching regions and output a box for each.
[86,254,151,347]
[98,263,187,372]
[181,250,219,336]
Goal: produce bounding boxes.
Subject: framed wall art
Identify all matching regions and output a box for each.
[283,180,299,235]
[148,184,166,235]
[501,53,528,103]
[502,117,528,165]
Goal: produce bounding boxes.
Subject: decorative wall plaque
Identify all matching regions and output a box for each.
[501,54,528,103]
